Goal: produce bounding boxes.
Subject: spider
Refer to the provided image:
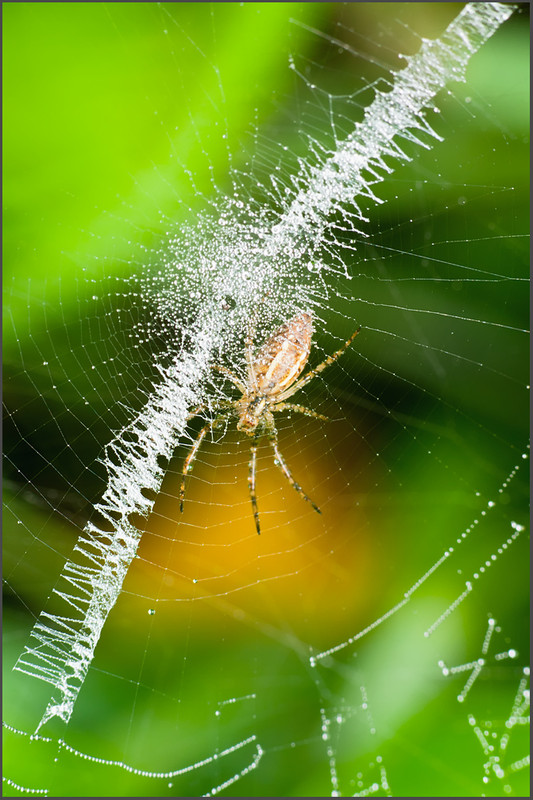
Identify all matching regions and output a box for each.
[180,312,360,534]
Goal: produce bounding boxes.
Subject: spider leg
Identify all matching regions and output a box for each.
[267,429,321,515]
[248,436,261,535]
[188,399,235,421]
[186,404,206,422]
[179,419,217,512]
[271,402,328,422]
[245,293,273,390]
[211,364,246,394]
[245,315,258,391]
[274,326,361,403]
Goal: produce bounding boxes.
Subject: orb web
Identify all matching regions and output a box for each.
[3,3,528,797]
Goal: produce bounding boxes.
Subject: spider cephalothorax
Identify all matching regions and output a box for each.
[180,312,360,534]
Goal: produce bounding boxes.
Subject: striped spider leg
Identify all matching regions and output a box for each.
[178,401,230,513]
[179,313,361,534]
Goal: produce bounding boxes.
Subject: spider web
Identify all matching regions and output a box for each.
[3,3,529,797]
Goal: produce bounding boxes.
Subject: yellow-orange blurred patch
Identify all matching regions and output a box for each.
[128,414,386,647]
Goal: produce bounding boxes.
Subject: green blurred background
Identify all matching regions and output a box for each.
[3,3,529,797]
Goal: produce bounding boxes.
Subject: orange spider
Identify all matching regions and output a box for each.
[180,312,360,534]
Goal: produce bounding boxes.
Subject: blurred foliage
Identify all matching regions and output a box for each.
[3,3,529,798]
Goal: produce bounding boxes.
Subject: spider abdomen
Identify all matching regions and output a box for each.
[252,312,313,395]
